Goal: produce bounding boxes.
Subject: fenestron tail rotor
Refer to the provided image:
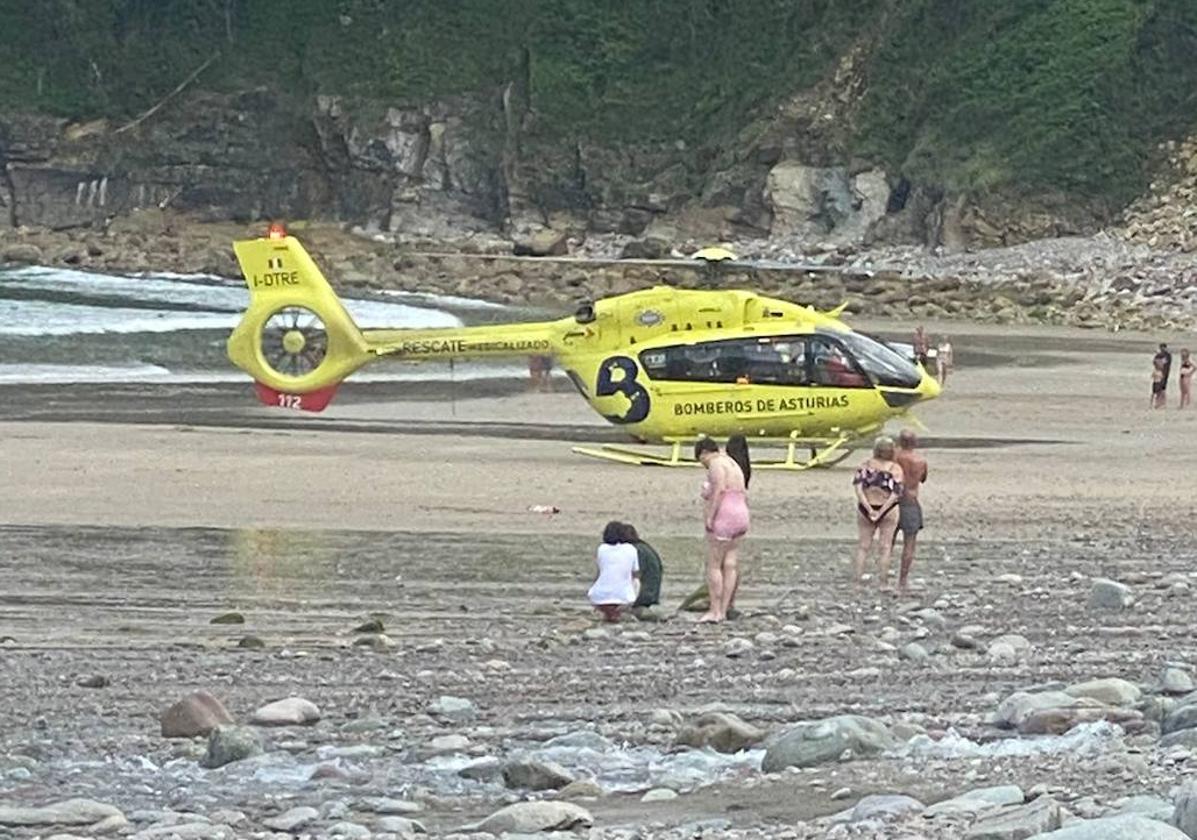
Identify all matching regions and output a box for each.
[229,230,371,412]
[260,306,328,378]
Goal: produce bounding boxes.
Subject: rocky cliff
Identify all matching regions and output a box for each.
[2,1,1195,258]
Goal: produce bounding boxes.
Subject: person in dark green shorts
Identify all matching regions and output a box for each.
[621,523,662,608]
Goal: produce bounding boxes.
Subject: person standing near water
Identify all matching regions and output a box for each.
[1154,343,1173,409]
[893,430,928,595]
[935,337,954,386]
[1179,349,1194,409]
[695,437,750,623]
[852,437,905,590]
[721,435,752,618]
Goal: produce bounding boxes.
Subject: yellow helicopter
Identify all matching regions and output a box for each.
[226,226,941,469]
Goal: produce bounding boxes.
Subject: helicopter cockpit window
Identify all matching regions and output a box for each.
[639,337,808,385]
[831,331,923,389]
[809,336,872,388]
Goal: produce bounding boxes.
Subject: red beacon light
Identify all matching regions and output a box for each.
[266,222,287,240]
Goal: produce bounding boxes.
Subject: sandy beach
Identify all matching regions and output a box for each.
[2,319,1197,838]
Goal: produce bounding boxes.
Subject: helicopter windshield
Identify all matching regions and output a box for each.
[831,331,923,388]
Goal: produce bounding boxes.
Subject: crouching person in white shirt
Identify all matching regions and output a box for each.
[588,521,641,622]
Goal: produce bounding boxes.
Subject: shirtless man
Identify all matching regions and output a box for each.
[912,325,930,368]
[893,429,928,594]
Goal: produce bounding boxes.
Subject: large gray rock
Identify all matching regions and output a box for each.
[160,690,234,738]
[1,243,44,264]
[202,724,264,768]
[249,697,320,726]
[1112,795,1173,821]
[925,785,1025,818]
[427,695,477,722]
[457,757,502,781]
[994,691,1078,729]
[467,801,593,834]
[841,794,925,823]
[674,712,766,754]
[1173,781,1197,839]
[1026,814,1186,839]
[761,715,895,771]
[262,806,319,832]
[501,758,575,791]
[376,815,426,836]
[1161,728,1197,749]
[1162,667,1195,695]
[966,797,1061,839]
[1064,678,1141,707]
[1163,701,1197,735]
[1089,578,1134,610]
[132,824,234,839]
[765,162,888,245]
[0,799,124,826]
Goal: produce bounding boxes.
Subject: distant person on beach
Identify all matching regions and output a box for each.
[696,437,750,623]
[1180,349,1194,409]
[893,430,928,595]
[528,354,553,392]
[1153,343,1172,408]
[935,337,954,386]
[587,521,640,622]
[913,325,930,367]
[622,523,663,610]
[853,436,905,590]
[1152,357,1167,409]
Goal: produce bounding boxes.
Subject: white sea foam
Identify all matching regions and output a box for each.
[0,266,465,335]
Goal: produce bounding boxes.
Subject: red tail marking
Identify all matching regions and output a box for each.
[253,382,339,412]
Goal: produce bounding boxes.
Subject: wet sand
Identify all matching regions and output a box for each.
[1,321,1196,837]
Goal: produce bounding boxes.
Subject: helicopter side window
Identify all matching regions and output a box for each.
[639,336,808,385]
[809,336,872,388]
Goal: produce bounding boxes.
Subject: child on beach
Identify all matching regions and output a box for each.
[587,521,640,622]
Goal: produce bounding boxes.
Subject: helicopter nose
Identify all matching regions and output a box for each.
[917,368,942,401]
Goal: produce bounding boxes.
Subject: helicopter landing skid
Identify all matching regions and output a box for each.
[571,433,855,470]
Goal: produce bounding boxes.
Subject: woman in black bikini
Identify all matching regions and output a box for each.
[852,436,905,590]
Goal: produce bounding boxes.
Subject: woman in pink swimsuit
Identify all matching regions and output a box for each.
[695,437,750,623]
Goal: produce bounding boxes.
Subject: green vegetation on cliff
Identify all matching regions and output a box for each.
[1,0,1194,207]
[857,0,1197,204]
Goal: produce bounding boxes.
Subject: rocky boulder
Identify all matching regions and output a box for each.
[965,796,1062,839]
[249,697,320,726]
[1025,814,1187,838]
[1162,700,1197,735]
[160,690,234,738]
[765,162,889,245]
[427,695,477,722]
[466,801,593,834]
[513,228,568,257]
[761,715,895,771]
[0,799,124,827]
[1161,666,1195,695]
[925,785,1024,818]
[1064,678,1141,707]
[1173,781,1197,839]
[501,758,575,791]
[1089,578,1134,610]
[674,712,766,754]
[838,794,925,823]
[202,724,264,768]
